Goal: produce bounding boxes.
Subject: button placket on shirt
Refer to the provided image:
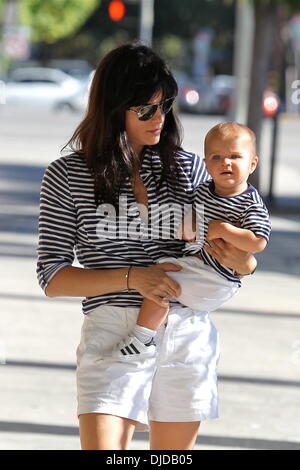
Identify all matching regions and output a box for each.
[125,152,162,259]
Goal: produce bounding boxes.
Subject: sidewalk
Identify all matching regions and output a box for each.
[1,214,300,450]
[0,111,299,450]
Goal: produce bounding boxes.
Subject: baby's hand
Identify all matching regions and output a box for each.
[206,220,226,241]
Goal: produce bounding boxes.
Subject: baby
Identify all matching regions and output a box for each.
[113,122,271,357]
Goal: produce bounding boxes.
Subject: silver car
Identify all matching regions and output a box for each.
[4,67,82,109]
[54,70,94,114]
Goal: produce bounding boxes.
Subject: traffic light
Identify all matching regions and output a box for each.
[108,1,126,22]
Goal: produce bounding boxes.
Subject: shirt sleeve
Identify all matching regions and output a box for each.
[241,201,271,243]
[36,158,77,293]
[190,154,210,189]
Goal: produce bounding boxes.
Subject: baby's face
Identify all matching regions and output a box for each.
[204,132,258,195]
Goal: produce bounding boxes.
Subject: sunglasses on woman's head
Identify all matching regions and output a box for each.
[128,97,175,121]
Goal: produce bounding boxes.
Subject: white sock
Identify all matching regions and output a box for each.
[133,324,156,345]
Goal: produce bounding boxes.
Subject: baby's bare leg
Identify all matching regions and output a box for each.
[137,298,169,331]
[112,297,170,355]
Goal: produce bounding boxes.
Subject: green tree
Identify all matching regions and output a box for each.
[0,0,99,43]
[22,0,99,43]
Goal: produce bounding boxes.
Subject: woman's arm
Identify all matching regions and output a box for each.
[46,263,182,308]
[45,266,130,297]
[207,220,267,253]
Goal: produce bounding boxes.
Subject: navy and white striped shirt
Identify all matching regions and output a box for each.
[184,180,271,285]
[37,148,209,314]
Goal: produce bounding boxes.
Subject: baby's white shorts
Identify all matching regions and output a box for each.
[158,255,239,312]
[76,304,219,431]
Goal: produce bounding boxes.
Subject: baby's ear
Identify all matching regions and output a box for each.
[250,155,259,174]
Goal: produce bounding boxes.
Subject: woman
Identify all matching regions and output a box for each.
[37,42,256,450]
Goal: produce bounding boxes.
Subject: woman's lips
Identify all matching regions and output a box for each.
[147,128,162,135]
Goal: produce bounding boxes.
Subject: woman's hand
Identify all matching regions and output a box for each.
[203,238,257,275]
[129,263,182,307]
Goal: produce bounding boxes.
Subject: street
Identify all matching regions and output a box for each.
[0,107,300,450]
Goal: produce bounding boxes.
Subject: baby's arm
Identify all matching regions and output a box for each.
[137,298,169,331]
[207,220,267,253]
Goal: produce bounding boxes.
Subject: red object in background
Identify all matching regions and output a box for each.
[108,1,126,21]
[262,91,280,117]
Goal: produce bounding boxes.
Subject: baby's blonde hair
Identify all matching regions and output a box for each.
[204,122,256,156]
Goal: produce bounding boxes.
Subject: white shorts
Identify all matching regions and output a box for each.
[159,256,239,312]
[76,304,220,431]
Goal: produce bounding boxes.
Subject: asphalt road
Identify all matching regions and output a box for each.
[1,106,299,199]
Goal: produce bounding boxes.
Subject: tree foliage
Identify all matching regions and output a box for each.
[0,0,99,43]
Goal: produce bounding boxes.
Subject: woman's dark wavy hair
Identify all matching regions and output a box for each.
[62,41,183,205]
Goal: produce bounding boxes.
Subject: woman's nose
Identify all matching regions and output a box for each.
[152,105,164,121]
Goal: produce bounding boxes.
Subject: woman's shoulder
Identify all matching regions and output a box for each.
[175,148,209,186]
[48,152,87,168]
[45,152,89,176]
[175,147,203,163]
[175,148,206,173]
[42,153,92,192]
[150,146,203,164]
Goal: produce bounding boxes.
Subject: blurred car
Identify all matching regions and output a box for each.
[209,74,235,114]
[207,75,281,116]
[54,70,94,113]
[47,59,93,81]
[4,67,82,109]
[174,73,280,116]
[9,59,93,81]
[174,71,212,114]
[174,71,231,115]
